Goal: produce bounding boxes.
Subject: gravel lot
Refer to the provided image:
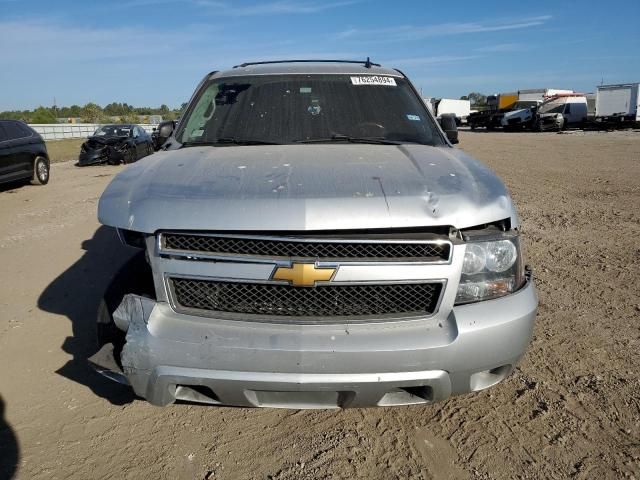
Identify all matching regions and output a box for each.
[1,130,639,479]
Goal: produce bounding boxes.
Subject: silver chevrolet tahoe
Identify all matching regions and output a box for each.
[93,60,537,408]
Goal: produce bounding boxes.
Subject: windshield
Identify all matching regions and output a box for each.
[511,101,539,110]
[176,74,445,146]
[538,102,566,114]
[94,125,132,137]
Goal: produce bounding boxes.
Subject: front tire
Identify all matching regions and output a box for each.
[31,156,49,185]
[122,147,134,164]
[97,252,155,367]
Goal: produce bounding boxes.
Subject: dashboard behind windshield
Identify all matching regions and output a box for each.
[176,74,445,146]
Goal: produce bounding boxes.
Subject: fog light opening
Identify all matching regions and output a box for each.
[469,365,512,391]
[174,385,221,405]
[401,385,434,402]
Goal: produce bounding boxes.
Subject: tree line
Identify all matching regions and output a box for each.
[2,93,491,124]
[0,102,188,124]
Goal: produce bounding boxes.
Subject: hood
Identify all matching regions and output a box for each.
[86,136,128,146]
[98,144,517,232]
[503,108,531,120]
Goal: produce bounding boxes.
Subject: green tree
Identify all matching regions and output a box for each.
[0,110,29,121]
[31,106,57,123]
[467,92,487,108]
[121,112,140,124]
[80,103,107,123]
[59,104,82,118]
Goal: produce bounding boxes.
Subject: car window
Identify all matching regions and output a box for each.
[15,122,34,138]
[564,104,571,114]
[177,74,445,146]
[3,121,29,140]
[0,123,8,142]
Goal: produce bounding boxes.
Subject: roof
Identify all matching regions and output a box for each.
[210,60,403,79]
[597,82,640,89]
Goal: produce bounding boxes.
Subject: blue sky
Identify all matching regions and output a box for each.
[1,0,639,110]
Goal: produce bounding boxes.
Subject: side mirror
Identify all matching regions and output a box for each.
[438,114,459,144]
[158,121,175,141]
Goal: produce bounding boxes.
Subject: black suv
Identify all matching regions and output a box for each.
[0,120,50,186]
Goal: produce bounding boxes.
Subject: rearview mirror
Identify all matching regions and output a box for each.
[438,114,459,144]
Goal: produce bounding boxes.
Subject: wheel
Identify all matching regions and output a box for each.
[31,156,49,185]
[122,147,134,164]
[147,143,154,156]
[97,252,155,368]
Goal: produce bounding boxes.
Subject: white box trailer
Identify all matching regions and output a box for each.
[518,88,574,102]
[434,98,471,123]
[595,83,640,122]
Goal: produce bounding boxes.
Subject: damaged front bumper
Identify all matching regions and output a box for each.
[536,114,564,131]
[90,280,537,408]
[77,147,124,166]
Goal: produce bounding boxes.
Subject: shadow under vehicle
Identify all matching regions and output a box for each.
[0,119,50,187]
[38,226,139,406]
[77,124,153,167]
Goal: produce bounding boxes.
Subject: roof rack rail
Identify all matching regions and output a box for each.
[233,57,380,69]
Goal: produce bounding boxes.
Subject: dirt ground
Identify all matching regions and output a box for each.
[1,130,639,480]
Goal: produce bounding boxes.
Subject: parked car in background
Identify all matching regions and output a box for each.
[0,120,49,186]
[92,59,537,409]
[434,98,471,125]
[534,94,588,131]
[77,124,153,167]
[500,100,542,130]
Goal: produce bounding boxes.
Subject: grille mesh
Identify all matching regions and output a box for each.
[163,233,449,262]
[170,278,442,319]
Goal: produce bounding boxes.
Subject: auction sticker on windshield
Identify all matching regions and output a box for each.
[350,76,397,86]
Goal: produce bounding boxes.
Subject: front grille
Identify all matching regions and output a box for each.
[162,233,450,262]
[169,278,443,321]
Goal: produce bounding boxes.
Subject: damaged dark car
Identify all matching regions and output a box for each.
[77,124,153,167]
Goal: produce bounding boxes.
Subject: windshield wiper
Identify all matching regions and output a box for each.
[295,134,402,145]
[181,138,281,147]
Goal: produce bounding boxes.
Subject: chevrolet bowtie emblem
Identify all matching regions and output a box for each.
[272,263,336,287]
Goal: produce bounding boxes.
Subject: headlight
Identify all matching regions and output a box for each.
[455,234,525,304]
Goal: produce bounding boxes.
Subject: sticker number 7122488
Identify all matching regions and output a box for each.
[350,76,397,87]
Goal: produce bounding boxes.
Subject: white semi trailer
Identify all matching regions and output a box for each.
[595,83,640,123]
[517,88,574,102]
